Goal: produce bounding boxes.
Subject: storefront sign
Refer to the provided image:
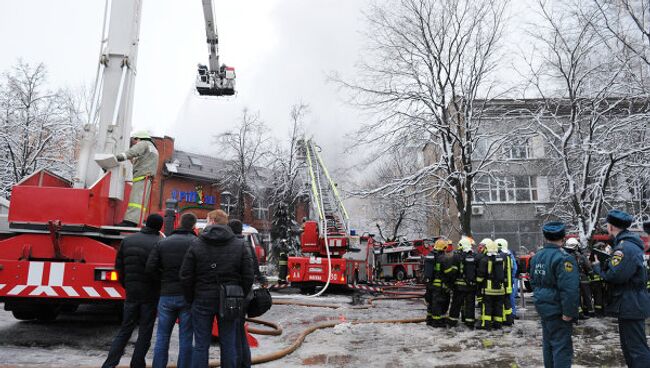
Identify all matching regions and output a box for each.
[171,185,215,205]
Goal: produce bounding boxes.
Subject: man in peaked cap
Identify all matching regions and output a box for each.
[530,221,579,368]
[593,210,650,367]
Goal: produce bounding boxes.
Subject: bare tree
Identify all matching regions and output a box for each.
[356,147,430,242]
[0,61,83,198]
[522,0,650,243]
[215,108,273,220]
[336,0,510,236]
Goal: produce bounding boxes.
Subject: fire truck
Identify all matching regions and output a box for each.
[286,139,376,294]
[374,239,433,281]
[0,0,236,321]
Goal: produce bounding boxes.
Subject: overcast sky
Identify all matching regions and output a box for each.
[0,0,541,167]
[0,0,370,160]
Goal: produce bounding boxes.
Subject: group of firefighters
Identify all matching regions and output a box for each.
[423,236,518,329]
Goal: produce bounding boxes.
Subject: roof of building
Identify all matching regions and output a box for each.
[164,150,227,181]
[472,97,650,118]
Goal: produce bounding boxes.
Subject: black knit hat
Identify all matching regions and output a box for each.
[228,219,243,235]
[145,213,164,232]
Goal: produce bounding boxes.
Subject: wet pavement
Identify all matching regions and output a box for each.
[0,292,637,367]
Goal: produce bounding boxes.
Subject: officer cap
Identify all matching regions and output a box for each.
[542,221,566,241]
[606,210,633,229]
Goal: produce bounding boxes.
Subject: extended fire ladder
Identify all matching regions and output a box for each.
[297,139,350,238]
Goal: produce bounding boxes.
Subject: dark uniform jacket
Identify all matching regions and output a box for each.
[115,227,161,302]
[593,230,650,319]
[452,251,477,291]
[424,250,457,288]
[530,243,580,319]
[179,225,254,303]
[477,252,506,296]
[145,228,196,296]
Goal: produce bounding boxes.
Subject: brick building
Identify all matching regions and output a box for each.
[145,136,309,241]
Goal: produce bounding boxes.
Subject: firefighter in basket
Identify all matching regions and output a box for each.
[115,130,159,227]
[449,236,477,328]
[424,238,457,328]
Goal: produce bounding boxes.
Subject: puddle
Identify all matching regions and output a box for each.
[301,353,356,365]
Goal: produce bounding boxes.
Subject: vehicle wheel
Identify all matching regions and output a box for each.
[12,310,36,321]
[394,268,406,281]
[35,308,59,322]
[61,304,78,313]
[353,270,360,285]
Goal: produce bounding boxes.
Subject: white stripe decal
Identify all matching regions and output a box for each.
[62,286,79,297]
[27,262,44,286]
[104,287,121,298]
[83,287,100,297]
[29,286,57,296]
[7,285,28,295]
[49,263,65,286]
[0,284,5,291]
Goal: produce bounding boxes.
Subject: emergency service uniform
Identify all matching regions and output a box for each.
[448,240,477,328]
[530,222,579,368]
[424,240,457,328]
[589,242,609,316]
[593,211,650,368]
[116,132,159,226]
[496,239,517,325]
[476,239,506,330]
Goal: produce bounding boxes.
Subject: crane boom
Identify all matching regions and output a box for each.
[196,0,236,96]
[74,0,142,200]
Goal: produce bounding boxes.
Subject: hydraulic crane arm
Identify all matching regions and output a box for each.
[201,0,220,73]
[196,0,236,96]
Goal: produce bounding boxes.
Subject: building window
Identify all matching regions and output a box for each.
[475,176,539,203]
[503,137,530,160]
[253,198,269,220]
[220,192,236,215]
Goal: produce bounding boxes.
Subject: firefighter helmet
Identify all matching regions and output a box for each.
[131,130,151,139]
[480,238,497,253]
[434,238,451,251]
[458,236,474,253]
[564,238,579,251]
[494,238,508,251]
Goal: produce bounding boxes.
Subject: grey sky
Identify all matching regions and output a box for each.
[0,0,368,159]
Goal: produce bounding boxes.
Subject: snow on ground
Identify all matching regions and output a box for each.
[0,292,633,367]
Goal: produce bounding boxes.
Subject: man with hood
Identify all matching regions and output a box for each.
[180,210,254,368]
[102,214,163,368]
[593,210,650,367]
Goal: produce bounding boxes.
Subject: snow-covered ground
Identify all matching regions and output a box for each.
[0,293,632,367]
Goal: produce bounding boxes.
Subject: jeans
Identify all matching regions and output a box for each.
[153,295,193,368]
[619,318,650,368]
[191,297,242,368]
[102,301,157,368]
[541,316,573,368]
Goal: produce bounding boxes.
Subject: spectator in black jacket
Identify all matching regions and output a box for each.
[146,212,197,368]
[180,210,254,368]
[102,214,163,368]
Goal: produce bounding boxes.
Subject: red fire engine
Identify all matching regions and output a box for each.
[286,139,376,294]
[374,239,433,281]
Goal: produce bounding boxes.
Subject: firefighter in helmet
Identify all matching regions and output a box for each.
[424,238,457,328]
[495,238,517,325]
[589,242,607,316]
[476,238,506,330]
[449,236,478,328]
[564,238,594,319]
[115,131,159,227]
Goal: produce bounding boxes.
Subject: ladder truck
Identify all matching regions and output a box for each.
[0,0,235,321]
[286,139,376,294]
